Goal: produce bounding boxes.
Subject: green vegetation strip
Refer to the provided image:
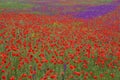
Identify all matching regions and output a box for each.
[0,2,33,9]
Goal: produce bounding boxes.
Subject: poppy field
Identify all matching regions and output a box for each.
[0,0,120,80]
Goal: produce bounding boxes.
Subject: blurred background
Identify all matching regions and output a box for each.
[0,0,120,19]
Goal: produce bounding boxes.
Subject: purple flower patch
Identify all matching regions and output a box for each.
[72,4,118,19]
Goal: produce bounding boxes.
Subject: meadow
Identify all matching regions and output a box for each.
[0,0,120,80]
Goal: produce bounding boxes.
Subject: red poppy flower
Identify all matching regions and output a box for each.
[110,73,115,78]
[10,76,15,80]
[1,75,6,80]
[50,74,57,79]
[73,71,81,76]
[69,65,76,70]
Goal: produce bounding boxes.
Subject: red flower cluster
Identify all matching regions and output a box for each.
[0,11,120,80]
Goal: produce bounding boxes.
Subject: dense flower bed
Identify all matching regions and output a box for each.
[0,12,120,80]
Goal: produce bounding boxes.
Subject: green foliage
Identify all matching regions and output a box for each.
[0,1,33,9]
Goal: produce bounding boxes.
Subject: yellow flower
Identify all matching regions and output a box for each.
[31,33,35,38]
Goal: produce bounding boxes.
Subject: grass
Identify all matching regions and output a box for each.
[80,0,113,5]
[52,0,113,6]
[0,1,33,9]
